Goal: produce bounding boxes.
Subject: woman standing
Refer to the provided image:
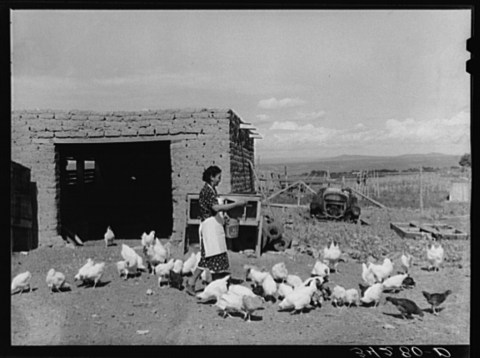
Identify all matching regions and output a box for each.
[185,165,246,296]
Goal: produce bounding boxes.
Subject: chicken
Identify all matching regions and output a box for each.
[401,275,416,289]
[121,244,139,268]
[310,289,324,308]
[242,295,264,322]
[286,274,304,289]
[141,230,155,247]
[144,239,168,271]
[46,268,70,292]
[323,240,343,272]
[155,258,175,287]
[193,251,201,272]
[228,284,257,298]
[360,283,384,306]
[182,252,198,275]
[358,283,369,297]
[311,260,330,279]
[331,285,347,307]
[362,262,377,286]
[426,243,444,271]
[369,258,394,283]
[271,262,288,283]
[169,259,184,290]
[196,275,230,303]
[344,288,360,307]
[74,258,94,281]
[201,268,212,285]
[400,252,413,273]
[422,290,452,315]
[11,271,32,294]
[278,278,317,314]
[383,273,409,291]
[261,273,278,302]
[104,226,115,247]
[277,282,294,300]
[75,261,105,288]
[244,265,269,285]
[386,297,424,319]
[216,292,244,318]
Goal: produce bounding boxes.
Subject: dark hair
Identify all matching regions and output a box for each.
[202,165,222,183]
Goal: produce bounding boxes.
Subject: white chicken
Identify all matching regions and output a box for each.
[116,259,137,279]
[104,226,115,247]
[382,273,408,291]
[74,261,105,288]
[46,268,69,292]
[277,282,294,299]
[426,243,444,271]
[169,259,184,289]
[261,273,278,302]
[271,262,288,283]
[121,244,139,267]
[155,258,175,287]
[286,274,304,289]
[362,262,377,286]
[331,285,347,307]
[228,284,257,298]
[323,241,342,272]
[182,252,198,275]
[196,275,230,303]
[141,230,155,247]
[311,260,330,279]
[193,251,201,272]
[11,271,32,294]
[215,291,244,318]
[279,278,318,314]
[244,265,269,286]
[74,258,94,281]
[201,268,212,285]
[344,288,360,307]
[400,252,413,273]
[369,258,394,283]
[360,283,384,306]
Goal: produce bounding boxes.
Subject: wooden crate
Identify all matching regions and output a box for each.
[390,222,425,239]
[390,221,468,240]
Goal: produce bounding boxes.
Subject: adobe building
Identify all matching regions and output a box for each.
[11,108,261,249]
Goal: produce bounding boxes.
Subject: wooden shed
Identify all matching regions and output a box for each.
[448,179,470,202]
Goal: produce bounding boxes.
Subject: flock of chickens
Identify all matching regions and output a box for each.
[11,226,452,323]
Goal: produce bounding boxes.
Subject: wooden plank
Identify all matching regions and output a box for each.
[266,203,309,209]
[53,134,198,144]
[347,186,387,209]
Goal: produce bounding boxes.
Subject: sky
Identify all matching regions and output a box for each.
[11,10,471,163]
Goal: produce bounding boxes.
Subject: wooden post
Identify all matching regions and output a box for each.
[419,166,424,215]
[284,166,288,189]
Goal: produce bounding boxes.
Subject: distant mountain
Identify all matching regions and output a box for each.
[258,153,462,174]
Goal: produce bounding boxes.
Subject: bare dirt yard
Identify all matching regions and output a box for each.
[11,205,470,346]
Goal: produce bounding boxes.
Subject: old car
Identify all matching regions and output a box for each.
[310,186,361,222]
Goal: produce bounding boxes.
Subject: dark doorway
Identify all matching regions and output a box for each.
[57,141,173,241]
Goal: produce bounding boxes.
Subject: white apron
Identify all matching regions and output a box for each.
[198,213,227,257]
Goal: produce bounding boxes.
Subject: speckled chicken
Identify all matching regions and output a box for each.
[426,243,444,271]
[386,297,424,319]
[422,290,452,315]
[242,295,264,322]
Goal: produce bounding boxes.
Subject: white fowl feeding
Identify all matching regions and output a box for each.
[278,277,319,315]
[155,258,175,287]
[74,260,106,288]
[369,258,394,283]
[344,288,360,307]
[116,260,138,280]
[144,238,169,271]
[271,262,288,283]
[311,260,330,279]
[121,243,146,272]
[286,274,304,289]
[426,243,444,271]
[182,252,198,276]
[228,284,257,298]
[215,291,244,318]
[244,265,269,286]
[400,252,413,273]
[277,283,294,300]
[196,275,230,303]
[360,283,384,307]
[46,268,70,292]
[261,273,278,302]
[11,271,32,294]
[331,285,347,307]
[242,295,264,322]
[323,241,343,272]
[104,226,115,247]
[382,273,409,291]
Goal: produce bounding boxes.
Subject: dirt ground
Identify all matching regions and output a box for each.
[11,207,470,346]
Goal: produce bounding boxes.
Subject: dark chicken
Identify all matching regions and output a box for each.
[422,290,452,315]
[386,297,424,319]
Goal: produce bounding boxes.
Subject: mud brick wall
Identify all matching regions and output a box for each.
[229,114,255,193]
[11,108,256,248]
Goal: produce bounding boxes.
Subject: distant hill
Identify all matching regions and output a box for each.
[258,153,462,175]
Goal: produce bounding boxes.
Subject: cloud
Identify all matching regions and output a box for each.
[255,114,270,121]
[258,97,307,109]
[294,110,326,121]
